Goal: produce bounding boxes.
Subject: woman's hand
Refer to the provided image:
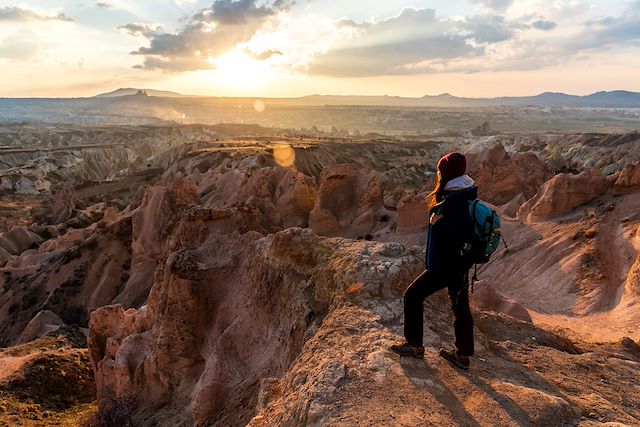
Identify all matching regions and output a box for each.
[430,213,442,225]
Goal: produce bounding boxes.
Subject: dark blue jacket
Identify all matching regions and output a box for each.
[425,186,477,274]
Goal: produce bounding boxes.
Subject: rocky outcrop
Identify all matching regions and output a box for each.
[88,200,640,427]
[0,180,196,347]
[88,207,422,426]
[47,189,78,224]
[467,144,550,206]
[219,166,316,231]
[116,178,198,307]
[0,216,133,346]
[173,152,317,232]
[614,161,640,189]
[309,164,387,238]
[517,170,611,221]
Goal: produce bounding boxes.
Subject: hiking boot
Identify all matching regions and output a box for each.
[390,342,425,358]
[439,348,470,370]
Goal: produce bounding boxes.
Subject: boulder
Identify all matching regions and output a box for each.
[499,193,527,218]
[517,169,611,221]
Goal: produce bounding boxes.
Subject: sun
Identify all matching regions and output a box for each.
[208,50,268,90]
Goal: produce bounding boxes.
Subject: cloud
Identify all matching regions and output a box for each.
[306,1,640,77]
[0,6,72,22]
[96,2,112,9]
[307,8,517,77]
[468,0,513,12]
[531,20,557,31]
[118,23,161,38]
[127,0,292,71]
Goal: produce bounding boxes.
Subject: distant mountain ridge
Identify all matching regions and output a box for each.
[298,90,640,108]
[34,88,640,108]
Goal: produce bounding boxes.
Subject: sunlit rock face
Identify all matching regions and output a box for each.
[518,169,611,221]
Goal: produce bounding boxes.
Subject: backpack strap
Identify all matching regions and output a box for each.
[471,264,479,293]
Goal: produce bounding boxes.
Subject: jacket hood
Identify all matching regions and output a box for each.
[444,174,474,191]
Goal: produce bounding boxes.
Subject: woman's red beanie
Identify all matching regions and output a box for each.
[437,152,466,182]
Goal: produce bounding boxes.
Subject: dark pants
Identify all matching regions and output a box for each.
[403,269,474,356]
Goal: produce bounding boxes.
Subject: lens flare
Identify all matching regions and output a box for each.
[253,99,265,112]
[272,143,295,168]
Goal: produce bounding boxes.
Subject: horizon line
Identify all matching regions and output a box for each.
[1,88,639,100]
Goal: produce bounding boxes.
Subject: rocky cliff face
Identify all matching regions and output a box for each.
[88,207,421,426]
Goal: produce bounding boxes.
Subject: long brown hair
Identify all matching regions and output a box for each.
[427,171,447,211]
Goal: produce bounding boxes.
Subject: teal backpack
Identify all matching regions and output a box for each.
[463,199,507,291]
[464,199,504,264]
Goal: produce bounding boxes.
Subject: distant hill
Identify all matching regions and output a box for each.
[297,91,640,108]
[88,88,640,107]
[94,88,188,98]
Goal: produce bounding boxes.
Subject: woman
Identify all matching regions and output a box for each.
[391,152,476,370]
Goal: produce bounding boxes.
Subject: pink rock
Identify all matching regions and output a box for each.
[517,169,611,221]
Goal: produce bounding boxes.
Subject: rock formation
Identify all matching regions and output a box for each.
[309,163,387,238]
[467,143,550,206]
[395,187,431,234]
[169,152,317,232]
[614,161,640,189]
[88,207,423,426]
[517,169,611,221]
[0,179,196,347]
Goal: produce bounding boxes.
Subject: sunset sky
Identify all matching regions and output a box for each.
[1,0,639,97]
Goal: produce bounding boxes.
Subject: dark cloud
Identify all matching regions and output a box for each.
[532,20,557,31]
[468,0,513,12]
[465,14,516,43]
[308,8,516,77]
[127,0,292,71]
[0,6,72,22]
[96,2,112,9]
